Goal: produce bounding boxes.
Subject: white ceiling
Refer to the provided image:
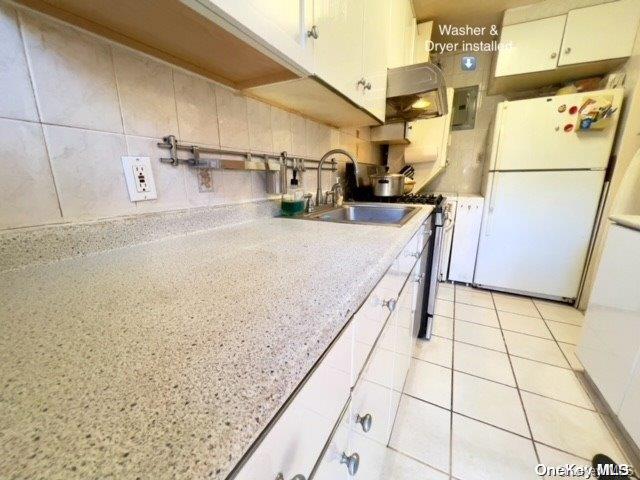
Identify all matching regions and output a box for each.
[412,0,546,41]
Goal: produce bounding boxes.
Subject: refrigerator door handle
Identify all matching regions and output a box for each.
[484,174,499,237]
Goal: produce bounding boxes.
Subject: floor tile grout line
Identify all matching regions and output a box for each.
[532,300,632,465]
[543,317,584,328]
[533,301,595,404]
[411,353,609,415]
[449,286,627,465]
[409,353,601,413]
[386,444,452,478]
[448,286,456,480]
[423,334,576,370]
[403,391,535,442]
[490,290,542,465]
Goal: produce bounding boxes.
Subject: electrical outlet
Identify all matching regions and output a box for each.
[122,156,157,202]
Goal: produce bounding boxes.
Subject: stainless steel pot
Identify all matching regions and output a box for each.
[370,173,405,197]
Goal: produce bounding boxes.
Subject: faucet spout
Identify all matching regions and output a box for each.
[316,149,360,207]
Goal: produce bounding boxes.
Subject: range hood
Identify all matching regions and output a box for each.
[385,62,449,123]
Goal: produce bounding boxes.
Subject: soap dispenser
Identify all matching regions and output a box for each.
[281,170,305,216]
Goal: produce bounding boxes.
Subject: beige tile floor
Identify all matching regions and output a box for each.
[385,282,632,480]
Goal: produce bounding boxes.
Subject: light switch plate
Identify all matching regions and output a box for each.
[122,156,157,202]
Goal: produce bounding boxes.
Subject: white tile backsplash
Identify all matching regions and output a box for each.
[0,1,380,231]
[113,47,179,138]
[0,118,60,229]
[215,85,249,150]
[173,69,219,146]
[305,119,331,159]
[0,3,38,122]
[44,125,135,220]
[289,114,307,156]
[247,97,273,153]
[270,107,292,154]
[19,9,122,132]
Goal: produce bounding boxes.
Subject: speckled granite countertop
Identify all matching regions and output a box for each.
[0,206,432,480]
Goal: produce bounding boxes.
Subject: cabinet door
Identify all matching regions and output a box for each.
[559,0,640,66]
[386,0,409,68]
[203,0,314,71]
[313,0,365,103]
[494,15,566,77]
[361,0,390,121]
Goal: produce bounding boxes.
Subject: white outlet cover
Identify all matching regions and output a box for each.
[122,156,158,202]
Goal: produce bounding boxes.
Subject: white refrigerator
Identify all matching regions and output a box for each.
[474,89,623,301]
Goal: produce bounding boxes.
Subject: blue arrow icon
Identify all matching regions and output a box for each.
[461,56,477,71]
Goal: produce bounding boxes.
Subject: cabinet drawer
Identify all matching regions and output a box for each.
[393,277,415,393]
[397,229,422,277]
[235,324,352,480]
[350,377,393,445]
[234,401,331,480]
[419,218,433,252]
[313,401,352,480]
[354,316,395,389]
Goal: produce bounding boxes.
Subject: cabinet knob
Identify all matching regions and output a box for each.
[414,273,426,283]
[340,452,360,476]
[550,52,557,59]
[275,474,306,480]
[357,78,372,90]
[564,47,571,54]
[355,413,373,432]
[382,298,397,311]
[307,25,319,39]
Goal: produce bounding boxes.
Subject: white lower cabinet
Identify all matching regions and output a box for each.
[234,219,430,480]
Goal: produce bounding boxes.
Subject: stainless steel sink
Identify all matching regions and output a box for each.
[302,203,420,226]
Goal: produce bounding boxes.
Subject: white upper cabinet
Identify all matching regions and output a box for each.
[361,0,390,120]
[313,0,365,104]
[200,0,314,72]
[495,15,566,77]
[493,0,640,90]
[558,0,640,66]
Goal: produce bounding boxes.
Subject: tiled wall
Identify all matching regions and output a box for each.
[0,1,380,231]
[426,51,505,195]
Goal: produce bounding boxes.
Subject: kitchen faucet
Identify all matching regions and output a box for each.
[316,149,360,207]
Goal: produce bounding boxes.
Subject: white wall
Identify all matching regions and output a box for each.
[426,51,505,194]
[0,1,380,231]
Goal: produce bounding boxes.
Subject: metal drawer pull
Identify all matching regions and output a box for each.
[275,474,306,480]
[382,298,397,311]
[340,452,360,476]
[307,25,319,39]
[356,413,373,432]
[405,251,420,258]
